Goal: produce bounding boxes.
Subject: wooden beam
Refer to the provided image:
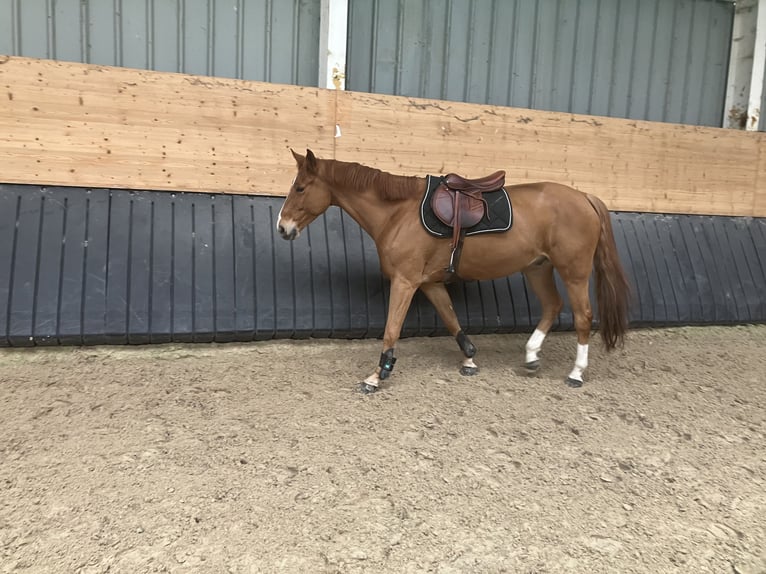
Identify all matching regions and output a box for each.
[334,91,766,217]
[756,141,766,216]
[2,57,766,217]
[0,56,336,195]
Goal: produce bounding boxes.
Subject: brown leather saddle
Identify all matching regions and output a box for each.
[431,170,506,281]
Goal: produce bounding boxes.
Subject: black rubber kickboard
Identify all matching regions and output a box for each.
[0,184,764,346]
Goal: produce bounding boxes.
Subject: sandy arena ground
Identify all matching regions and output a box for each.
[1,325,765,574]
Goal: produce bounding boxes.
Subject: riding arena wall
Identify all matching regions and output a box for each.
[1,57,764,346]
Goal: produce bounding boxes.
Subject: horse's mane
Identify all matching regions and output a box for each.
[322,159,422,201]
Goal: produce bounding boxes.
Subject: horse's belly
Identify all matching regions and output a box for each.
[457,235,537,281]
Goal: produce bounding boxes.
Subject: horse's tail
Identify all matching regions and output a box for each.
[586,194,631,351]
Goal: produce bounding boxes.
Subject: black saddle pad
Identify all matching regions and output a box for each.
[420,175,512,239]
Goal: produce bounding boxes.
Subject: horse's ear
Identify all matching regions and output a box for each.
[290,148,305,167]
[305,149,318,173]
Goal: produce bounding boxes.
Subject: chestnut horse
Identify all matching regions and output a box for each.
[278,149,630,393]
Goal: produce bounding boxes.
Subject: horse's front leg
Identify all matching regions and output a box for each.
[420,283,478,376]
[360,278,418,394]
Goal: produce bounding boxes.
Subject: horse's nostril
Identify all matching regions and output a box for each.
[278,224,285,235]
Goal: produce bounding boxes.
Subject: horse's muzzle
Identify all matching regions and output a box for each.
[277,223,299,240]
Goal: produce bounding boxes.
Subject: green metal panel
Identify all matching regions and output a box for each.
[347,0,736,127]
[0,0,320,86]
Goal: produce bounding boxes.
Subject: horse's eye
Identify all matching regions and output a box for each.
[295,186,305,193]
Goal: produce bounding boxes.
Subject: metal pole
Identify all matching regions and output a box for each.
[318,0,349,90]
[746,0,766,130]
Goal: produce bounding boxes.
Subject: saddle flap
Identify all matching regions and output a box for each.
[432,185,455,224]
[458,194,485,227]
[432,185,486,229]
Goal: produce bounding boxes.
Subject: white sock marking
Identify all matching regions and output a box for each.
[525,329,547,363]
[568,344,589,381]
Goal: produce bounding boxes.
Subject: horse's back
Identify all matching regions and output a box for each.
[506,180,588,201]
[506,181,600,232]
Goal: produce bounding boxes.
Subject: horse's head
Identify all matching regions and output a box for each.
[277,149,332,240]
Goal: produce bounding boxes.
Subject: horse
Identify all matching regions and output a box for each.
[277,149,630,393]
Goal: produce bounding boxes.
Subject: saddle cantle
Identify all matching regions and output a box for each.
[429,171,506,281]
[443,171,507,192]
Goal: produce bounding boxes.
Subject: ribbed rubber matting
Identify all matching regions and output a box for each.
[1,184,764,346]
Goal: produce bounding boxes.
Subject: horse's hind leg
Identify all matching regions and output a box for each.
[522,261,563,373]
[420,283,478,376]
[560,275,593,388]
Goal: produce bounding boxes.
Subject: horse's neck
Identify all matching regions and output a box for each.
[331,188,395,242]
[331,175,421,242]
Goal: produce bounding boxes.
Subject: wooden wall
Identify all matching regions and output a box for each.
[0,57,335,197]
[2,56,765,217]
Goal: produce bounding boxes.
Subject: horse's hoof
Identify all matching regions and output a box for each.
[460,365,479,376]
[565,377,583,388]
[524,360,540,374]
[359,382,379,394]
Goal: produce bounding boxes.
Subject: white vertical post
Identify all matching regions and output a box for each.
[723,0,758,129]
[318,0,348,90]
[746,0,766,130]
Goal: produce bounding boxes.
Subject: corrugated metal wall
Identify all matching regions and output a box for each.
[0,0,748,126]
[347,0,735,127]
[0,0,321,86]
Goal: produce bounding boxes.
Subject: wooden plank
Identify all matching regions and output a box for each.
[2,56,766,216]
[755,136,766,216]
[334,90,766,217]
[0,56,335,195]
